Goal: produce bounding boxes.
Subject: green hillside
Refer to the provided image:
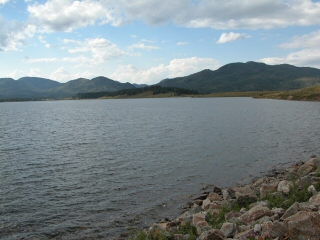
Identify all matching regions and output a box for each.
[158,62,320,93]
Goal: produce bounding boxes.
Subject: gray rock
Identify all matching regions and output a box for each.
[308,185,318,196]
[261,221,287,240]
[207,192,223,202]
[253,223,262,233]
[281,202,299,220]
[233,229,255,240]
[271,207,285,217]
[285,211,320,240]
[197,229,226,240]
[239,206,272,224]
[235,185,257,206]
[309,193,320,207]
[260,182,278,198]
[277,180,293,194]
[296,175,313,189]
[220,222,238,238]
[299,202,318,212]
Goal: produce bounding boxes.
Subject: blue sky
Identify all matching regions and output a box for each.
[1,0,320,84]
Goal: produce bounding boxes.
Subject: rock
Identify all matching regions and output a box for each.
[193,212,207,226]
[297,158,320,177]
[224,212,242,221]
[271,207,285,217]
[309,193,320,207]
[253,223,262,233]
[299,202,318,212]
[308,185,318,196]
[296,175,313,189]
[249,200,269,209]
[257,216,273,224]
[285,211,320,240]
[220,222,238,238]
[235,188,257,207]
[202,199,212,210]
[281,202,299,220]
[233,229,255,240]
[177,205,203,222]
[197,229,226,240]
[174,234,189,240]
[260,182,279,198]
[277,180,293,194]
[213,186,222,195]
[239,206,272,224]
[260,221,287,239]
[207,192,223,202]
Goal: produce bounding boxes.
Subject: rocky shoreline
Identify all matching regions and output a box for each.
[123,156,320,240]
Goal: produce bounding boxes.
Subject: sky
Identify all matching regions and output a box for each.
[1,0,320,84]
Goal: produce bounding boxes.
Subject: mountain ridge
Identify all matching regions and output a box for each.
[1,61,320,99]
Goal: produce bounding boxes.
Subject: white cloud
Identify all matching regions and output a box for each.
[128,43,160,51]
[217,32,251,44]
[0,0,10,4]
[6,70,24,79]
[63,38,126,64]
[259,30,320,68]
[28,68,42,77]
[110,57,221,84]
[0,17,37,51]
[50,67,94,82]
[28,58,58,63]
[26,0,320,31]
[177,42,189,46]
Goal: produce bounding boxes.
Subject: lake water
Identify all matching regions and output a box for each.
[1,98,319,239]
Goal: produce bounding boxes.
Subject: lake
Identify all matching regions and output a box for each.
[1,97,319,239]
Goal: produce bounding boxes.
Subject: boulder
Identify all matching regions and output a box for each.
[309,193,320,207]
[193,212,207,226]
[224,212,242,221]
[261,221,287,240]
[271,208,285,217]
[235,185,257,207]
[299,202,318,212]
[197,229,226,240]
[253,223,262,233]
[297,158,320,177]
[202,199,212,210]
[285,211,320,240]
[296,175,313,189]
[177,205,202,222]
[233,229,255,240]
[207,192,223,202]
[220,222,238,238]
[260,182,278,198]
[308,185,318,196]
[174,234,189,240]
[239,206,272,224]
[277,180,293,194]
[281,202,299,220]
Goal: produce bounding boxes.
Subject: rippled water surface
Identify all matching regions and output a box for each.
[1,98,320,239]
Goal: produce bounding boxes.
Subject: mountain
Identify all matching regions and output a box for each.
[133,83,148,88]
[0,76,136,99]
[158,61,320,93]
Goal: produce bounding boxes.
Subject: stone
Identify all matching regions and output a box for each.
[197,229,226,240]
[195,221,209,234]
[261,221,287,240]
[235,185,257,199]
[177,205,202,222]
[202,199,212,210]
[233,229,255,240]
[277,180,293,194]
[285,211,320,240]
[207,192,223,202]
[253,223,262,233]
[308,185,318,196]
[224,212,242,221]
[249,200,269,209]
[297,158,320,177]
[220,222,238,238]
[271,207,285,217]
[281,202,299,220]
[296,175,313,189]
[174,234,189,240]
[239,206,272,224]
[257,216,273,224]
[299,202,318,212]
[260,182,279,198]
[309,193,320,207]
[193,212,207,226]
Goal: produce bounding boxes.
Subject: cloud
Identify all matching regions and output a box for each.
[110,57,221,84]
[28,0,114,32]
[128,43,160,51]
[50,67,94,82]
[217,32,251,44]
[26,0,320,31]
[177,42,189,46]
[259,30,320,68]
[0,17,37,51]
[0,0,10,4]
[63,38,126,65]
[27,58,59,63]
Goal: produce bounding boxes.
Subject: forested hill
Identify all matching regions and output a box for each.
[75,85,199,99]
[158,61,320,93]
